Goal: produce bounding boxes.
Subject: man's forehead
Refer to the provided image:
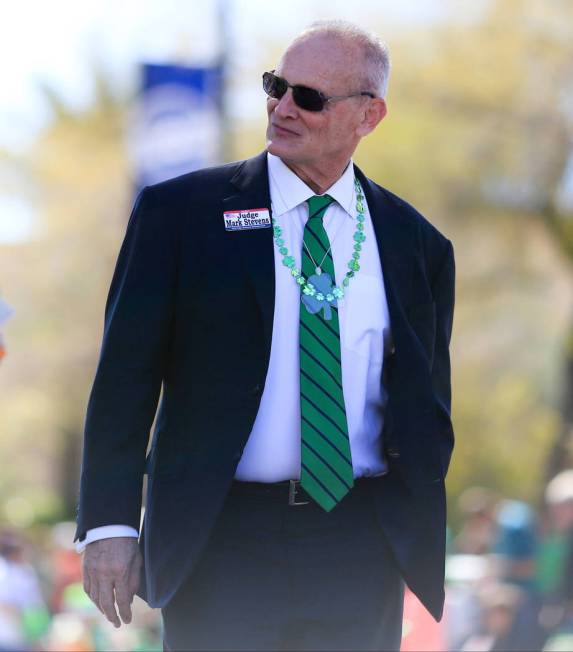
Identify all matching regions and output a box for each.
[278,37,362,91]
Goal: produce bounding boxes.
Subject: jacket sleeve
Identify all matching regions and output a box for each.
[430,239,455,477]
[75,186,177,540]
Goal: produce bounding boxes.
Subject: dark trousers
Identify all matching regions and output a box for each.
[162,477,404,651]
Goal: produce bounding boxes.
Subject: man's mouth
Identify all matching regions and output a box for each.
[272,123,299,137]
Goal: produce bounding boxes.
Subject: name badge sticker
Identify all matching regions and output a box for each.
[224,208,271,231]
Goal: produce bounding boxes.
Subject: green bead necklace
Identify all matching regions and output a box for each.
[272,177,366,307]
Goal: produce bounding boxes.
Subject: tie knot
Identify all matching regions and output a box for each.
[307,194,334,221]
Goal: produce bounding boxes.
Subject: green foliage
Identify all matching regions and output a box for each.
[0,81,130,523]
[356,0,573,515]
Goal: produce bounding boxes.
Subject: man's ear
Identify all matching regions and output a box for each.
[356,98,387,137]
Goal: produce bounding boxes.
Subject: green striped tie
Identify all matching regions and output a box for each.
[299,194,354,511]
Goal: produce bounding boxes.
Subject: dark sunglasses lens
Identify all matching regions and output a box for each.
[263,73,287,99]
[263,72,325,111]
[293,86,325,112]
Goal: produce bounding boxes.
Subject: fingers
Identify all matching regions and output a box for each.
[98,581,121,628]
[86,567,129,628]
[83,570,91,598]
[82,555,100,616]
[117,547,143,624]
[89,576,100,615]
[115,581,133,625]
[84,560,119,628]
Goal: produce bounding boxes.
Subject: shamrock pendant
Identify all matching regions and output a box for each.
[301,273,337,321]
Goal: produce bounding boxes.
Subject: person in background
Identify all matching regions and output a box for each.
[454,486,498,556]
[539,470,573,649]
[0,529,49,651]
[492,500,537,589]
[538,471,573,604]
[490,499,546,651]
[460,583,523,652]
[444,553,489,651]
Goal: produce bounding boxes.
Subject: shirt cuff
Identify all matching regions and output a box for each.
[75,525,139,553]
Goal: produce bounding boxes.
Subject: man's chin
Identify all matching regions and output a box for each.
[267,139,299,161]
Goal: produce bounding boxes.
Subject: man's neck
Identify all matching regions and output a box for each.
[280,157,351,195]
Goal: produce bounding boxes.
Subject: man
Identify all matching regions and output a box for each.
[76,20,455,651]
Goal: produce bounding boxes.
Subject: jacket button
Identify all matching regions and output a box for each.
[386,447,400,458]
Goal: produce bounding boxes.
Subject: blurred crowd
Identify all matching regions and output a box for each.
[402,469,573,651]
[0,523,161,651]
[5,471,573,651]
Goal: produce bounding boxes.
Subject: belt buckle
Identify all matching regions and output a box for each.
[288,480,310,506]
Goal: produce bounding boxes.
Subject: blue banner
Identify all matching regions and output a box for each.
[128,63,224,190]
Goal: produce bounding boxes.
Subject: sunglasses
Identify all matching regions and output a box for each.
[262,71,376,112]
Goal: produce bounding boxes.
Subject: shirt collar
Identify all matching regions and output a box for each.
[267,152,356,219]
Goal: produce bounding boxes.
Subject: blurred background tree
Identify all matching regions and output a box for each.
[0,70,129,523]
[359,0,573,509]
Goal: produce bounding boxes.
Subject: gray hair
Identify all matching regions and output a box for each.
[291,20,391,99]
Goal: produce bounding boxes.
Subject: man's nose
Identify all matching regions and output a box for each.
[273,89,298,119]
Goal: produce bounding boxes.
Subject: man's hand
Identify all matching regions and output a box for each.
[82,537,142,628]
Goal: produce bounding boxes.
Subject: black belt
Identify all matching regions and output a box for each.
[230,477,379,506]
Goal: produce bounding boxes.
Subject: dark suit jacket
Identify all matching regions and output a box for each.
[75,151,455,621]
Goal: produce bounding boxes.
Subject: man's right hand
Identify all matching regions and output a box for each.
[82,537,142,628]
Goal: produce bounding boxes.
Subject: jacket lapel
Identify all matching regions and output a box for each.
[354,165,414,352]
[223,152,276,353]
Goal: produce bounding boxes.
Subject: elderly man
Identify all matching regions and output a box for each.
[76,20,455,652]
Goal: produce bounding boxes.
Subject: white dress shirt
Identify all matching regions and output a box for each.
[77,152,392,551]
